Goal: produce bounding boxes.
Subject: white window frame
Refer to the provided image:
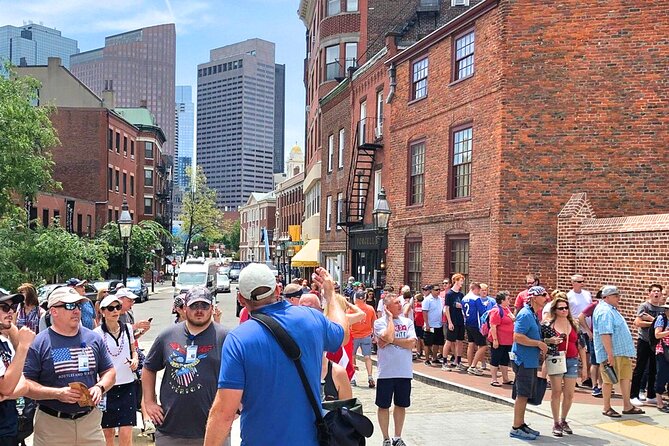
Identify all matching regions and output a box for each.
[345,42,357,72]
[375,89,384,138]
[374,169,382,204]
[336,192,343,230]
[346,0,358,12]
[338,129,345,168]
[326,195,332,231]
[359,101,367,145]
[328,134,334,173]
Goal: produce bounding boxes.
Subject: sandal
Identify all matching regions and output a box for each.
[602,408,621,418]
[658,406,669,414]
[490,381,502,387]
[622,407,645,415]
[503,380,515,385]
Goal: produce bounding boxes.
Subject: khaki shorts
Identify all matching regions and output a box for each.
[600,356,633,384]
[33,407,104,446]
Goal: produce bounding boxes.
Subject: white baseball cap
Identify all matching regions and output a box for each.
[48,287,86,308]
[115,288,138,300]
[99,294,121,308]
[239,263,276,301]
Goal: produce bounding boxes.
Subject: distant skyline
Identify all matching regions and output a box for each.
[0,0,306,157]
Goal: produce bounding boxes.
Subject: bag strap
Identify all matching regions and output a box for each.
[250,312,326,427]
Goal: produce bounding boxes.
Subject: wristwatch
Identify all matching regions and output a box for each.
[95,384,106,394]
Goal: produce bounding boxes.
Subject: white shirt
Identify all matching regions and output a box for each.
[374,316,416,379]
[567,289,592,318]
[94,324,136,385]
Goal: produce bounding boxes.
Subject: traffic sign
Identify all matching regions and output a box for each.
[171,260,177,267]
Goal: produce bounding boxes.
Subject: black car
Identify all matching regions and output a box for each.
[126,277,149,302]
[37,283,99,309]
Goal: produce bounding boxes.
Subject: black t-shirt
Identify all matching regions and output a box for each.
[446,289,465,326]
[0,337,18,437]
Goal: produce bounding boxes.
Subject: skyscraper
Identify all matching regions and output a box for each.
[274,64,286,174]
[0,23,79,67]
[175,85,195,189]
[196,38,285,210]
[69,24,176,157]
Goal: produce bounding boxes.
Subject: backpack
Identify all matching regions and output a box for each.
[480,305,504,337]
[649,314,668,347]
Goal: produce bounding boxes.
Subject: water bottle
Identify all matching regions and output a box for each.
[97,394,107,412]
[16,397,25,416]
[603,364,618,384]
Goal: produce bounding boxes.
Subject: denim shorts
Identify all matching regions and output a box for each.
[564,357,579,379]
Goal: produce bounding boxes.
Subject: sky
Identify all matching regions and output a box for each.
[1,0,307,158]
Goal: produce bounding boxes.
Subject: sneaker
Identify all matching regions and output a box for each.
[510,427,537,440]
[392,438,407,446]
[646,398,658,405]
[456,363,468,372]
[351,379,357,387]
[368,377,376,388]
[552,422,563,437]
[592,386,603,398]
[383,439,392,446]
[581,377,593,388]
[143,419,156,435]
[467,366,483,376]
[521,423,540,437]
[630,397,644,407]
[424,360,432,366]
[560,420,573,435]
[441,363,453,371]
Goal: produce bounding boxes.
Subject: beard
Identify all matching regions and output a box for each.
[185,312,211,327]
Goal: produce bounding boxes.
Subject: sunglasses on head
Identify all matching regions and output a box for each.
[188,302,211,310]
[0,302,19,313]
[104,304,122,312]
[53,302,84,311]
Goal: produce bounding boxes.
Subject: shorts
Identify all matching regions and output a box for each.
[415,325,424,339]
[490,344,512,367]
[563,357,579,379]
[446,324,465,342]
[155,433,231,446]
[600,356,633,384]
[375,378,412,409]
[465,326,487,346]
[655,354,669,395]
[588,339,599,365]
[423,328,445,346]
[512,363,538,398]
[102,382,137,428]
[353,336,373,356]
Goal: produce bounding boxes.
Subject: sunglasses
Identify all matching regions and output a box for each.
[0,302,19,313]
[188,302,211,310]
[103,304,122,312]
[573,280,583,284]
[556,306,569,311]
[53,302,84,311]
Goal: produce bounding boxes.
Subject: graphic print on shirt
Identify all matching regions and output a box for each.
[0,340,12,371]
[395,323,410,340]
[51,346,96,379]
[167,343,214,394]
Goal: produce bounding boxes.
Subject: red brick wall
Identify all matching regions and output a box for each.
[33,193,97,236]
[321,12,361,40]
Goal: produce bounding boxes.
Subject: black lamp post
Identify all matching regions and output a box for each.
[286,246,295,283]
[118,201,133,287]
[372,188,391,288]
[275,243,284,272]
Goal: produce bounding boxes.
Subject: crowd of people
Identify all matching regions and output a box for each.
[2,268,669,446]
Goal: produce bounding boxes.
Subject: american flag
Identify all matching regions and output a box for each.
[52,347,97,376]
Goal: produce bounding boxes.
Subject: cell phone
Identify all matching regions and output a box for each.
[148,318,153,323]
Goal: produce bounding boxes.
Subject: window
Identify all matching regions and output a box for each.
[122,172,127,194]
[338,129,345,169]
[130,175,135,196]
[77,214,83,235]
[145,142,154,159]
[451,127,473,198]
[374,169,382,204]
[359,101,367,145]
[406,239,422,293]
[327,134,334,173]
[115,209,119,221]
[376,89,384,137]
[107,129,113,150]
[130,140,135,158]
[345,42,357,72]
[115,170,120,192]
[42,209,49,228]
[53,209,60,224]
[144,197,154,215]
[412,58,428,100]
[123,136,128,156]
[108,167,113,190]
[447,236,470,286]
[409,141,425,205]
[326,195,332,231]
[346,0,358,11]
[454,31,475,80]
[115,132,120,153]
[86,215,92,236]
[325,45,339,81]
[144,169,154,187]
[108,209,112,223]
[327,0,340,16]
[337,192,343,230]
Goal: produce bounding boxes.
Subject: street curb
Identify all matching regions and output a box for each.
[360,354,551,418]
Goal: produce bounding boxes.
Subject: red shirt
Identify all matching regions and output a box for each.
[239,306,249,324]
[414,301,424,326]
[555,326,579,359]
[489,306,514,345]
[514,290,529,311]
[581,301,599,331]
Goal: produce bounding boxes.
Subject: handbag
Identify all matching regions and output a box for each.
[546,351,567,376]
[251,312,374,446]
[528,377,548,406]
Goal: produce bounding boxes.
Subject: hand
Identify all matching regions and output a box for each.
[16,326,36,348]
[493,340,499,349]
[537,342,548,354]
[57,387,82,404]
[89,385,102,406]
[448,323,454,331]
[455,302,462,309]
[313,267,335,301]
[377,339,389,348]
[136,320,151,332]
[581,370,589,382]
[144,400,165,425]
[129,358,139,371]
[546,336,562,345]
[384,308,393,321]
[213,307,222,323]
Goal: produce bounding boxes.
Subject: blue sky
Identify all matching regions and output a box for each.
[2,0,306,156]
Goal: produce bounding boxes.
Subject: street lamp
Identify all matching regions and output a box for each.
[286,246,295,283]
[372,188,391,288]
[275,243,284,272]
[117,200,133,287]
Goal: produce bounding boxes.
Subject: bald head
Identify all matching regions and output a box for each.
[299,293,322,311]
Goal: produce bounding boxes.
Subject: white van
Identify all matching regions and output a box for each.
[175,258,218,296]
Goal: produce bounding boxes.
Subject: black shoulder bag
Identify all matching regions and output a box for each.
[250,312,374,446]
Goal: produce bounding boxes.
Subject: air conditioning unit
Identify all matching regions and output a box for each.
[452,0,469,6]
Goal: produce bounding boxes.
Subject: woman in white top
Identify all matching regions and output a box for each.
[94,294,139,446]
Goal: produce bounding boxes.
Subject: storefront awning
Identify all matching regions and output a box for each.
[291,239,320,267]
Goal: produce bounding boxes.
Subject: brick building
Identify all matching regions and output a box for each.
[383,0,669,294]
[239,192,277,263]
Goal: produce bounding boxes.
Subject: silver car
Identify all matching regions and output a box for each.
[216,273,231,293]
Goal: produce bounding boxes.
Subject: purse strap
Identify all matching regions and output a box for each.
[250,312,327,430]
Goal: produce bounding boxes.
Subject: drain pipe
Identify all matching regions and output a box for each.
[386,63,396,103]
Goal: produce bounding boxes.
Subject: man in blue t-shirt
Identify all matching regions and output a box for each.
[23,287,115,446]
[203,265,348,446]
[510,286,550,440]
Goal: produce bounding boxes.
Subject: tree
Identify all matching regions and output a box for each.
[179,167,224,256]
[222,220,240,253]
[0,67,60,218]
[96,220,171,277]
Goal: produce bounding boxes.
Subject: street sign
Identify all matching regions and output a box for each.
[171,260,177,267]
[286,241,304,246]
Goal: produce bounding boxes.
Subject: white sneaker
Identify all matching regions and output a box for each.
[143,419,156,435]
[630,398,644,407]
[645,398,658,405]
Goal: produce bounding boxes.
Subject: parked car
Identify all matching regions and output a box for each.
[215,273,231,294]
[38,283,98,308]
[93,280,123,293]
[126,277,149,302]
[228,261,250,282]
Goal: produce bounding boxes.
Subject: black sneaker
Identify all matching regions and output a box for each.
[521,423,540,437]
[424,360,432,366]
[581,378,593,388]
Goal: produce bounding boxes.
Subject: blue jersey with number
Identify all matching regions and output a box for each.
[462,294,480,327]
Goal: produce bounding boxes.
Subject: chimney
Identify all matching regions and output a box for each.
[385,33,398,58]
[140,99,147,108]
[101,90,115,109]
[47,57,62,70]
